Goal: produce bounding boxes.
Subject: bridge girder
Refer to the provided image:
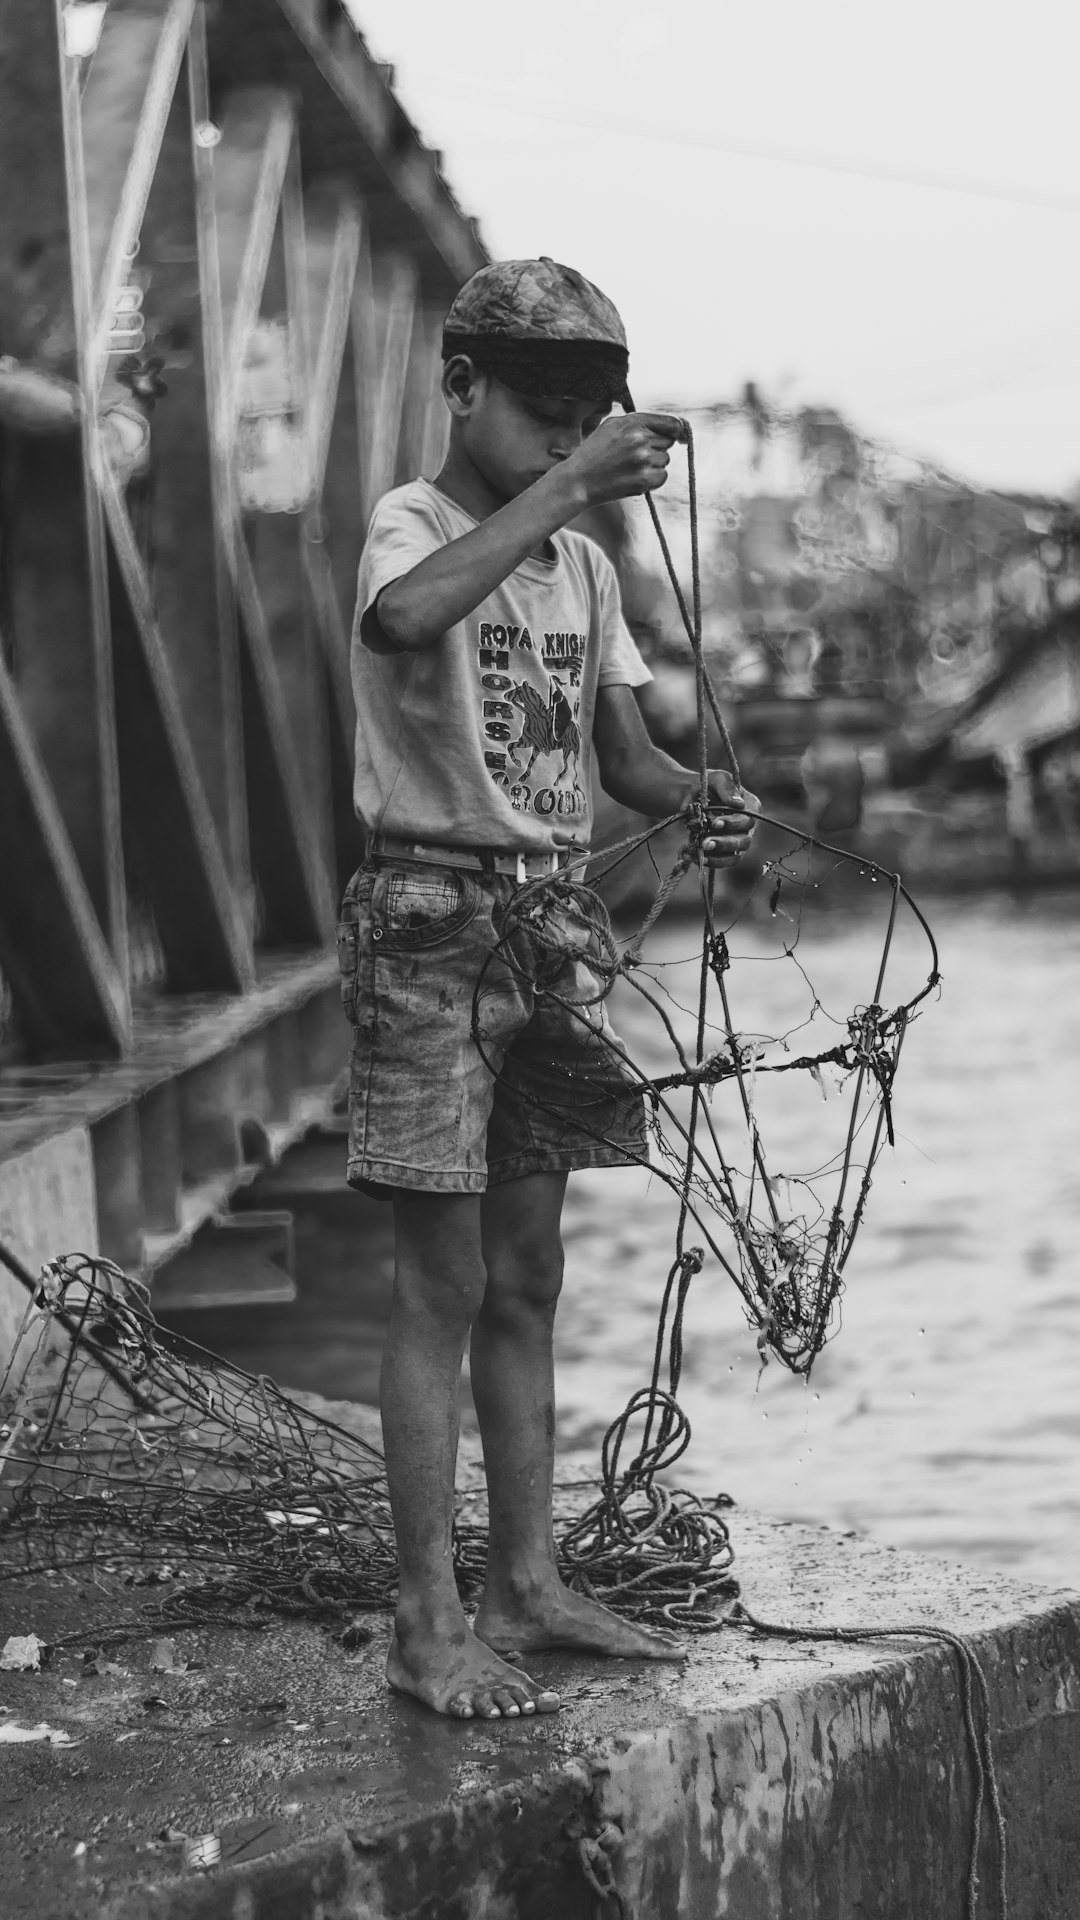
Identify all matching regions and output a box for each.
[0,0,485,1316]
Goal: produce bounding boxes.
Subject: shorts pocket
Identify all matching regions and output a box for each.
[337,868,372,1025]
[372,866,482,951]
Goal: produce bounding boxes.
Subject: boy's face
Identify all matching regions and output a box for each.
[442,358,611,503]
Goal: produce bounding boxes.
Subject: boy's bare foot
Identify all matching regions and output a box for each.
[386,1615,561,1719]
[474,1580,688,1661]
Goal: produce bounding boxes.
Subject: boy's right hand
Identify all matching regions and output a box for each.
[561,412,686,509]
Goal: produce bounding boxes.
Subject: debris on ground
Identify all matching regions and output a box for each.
[184,1834,221,1870]
[0,1719,77,1744]
[0,1632,46,1671]
[149,1637,188,1674]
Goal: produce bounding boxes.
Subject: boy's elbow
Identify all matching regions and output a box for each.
[596,746,634,801]
[362,585,422,654]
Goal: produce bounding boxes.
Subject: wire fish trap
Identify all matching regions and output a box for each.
[473,824,939,1380]
[0,1254,401,1631]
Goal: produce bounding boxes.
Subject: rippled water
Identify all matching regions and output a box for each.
[552,888,1080,1594]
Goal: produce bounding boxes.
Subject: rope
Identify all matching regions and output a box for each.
[623,387,742,791]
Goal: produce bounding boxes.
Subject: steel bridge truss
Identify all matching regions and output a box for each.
[0,0,483,1284]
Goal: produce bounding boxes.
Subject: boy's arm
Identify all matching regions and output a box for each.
[593,683,759,864]
[367,414,683,653]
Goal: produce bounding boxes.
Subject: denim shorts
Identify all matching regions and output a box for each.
[337,860,648,1195]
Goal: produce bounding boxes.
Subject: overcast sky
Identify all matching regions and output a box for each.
[346,0,1080,496]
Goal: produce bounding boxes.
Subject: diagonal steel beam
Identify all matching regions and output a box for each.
[98,465,255,993]
[419,315,450,476]
[304,187,363,499]
[213,86,297,431]
[0,653,129,1058]
[209,88,335,947]
[82,0,198,390]
[230,538,337,946]
[400,300,446,481]
[365,253,418,508]
[0,0,131,988]
[299,185,363,769]
[302,537,355,743]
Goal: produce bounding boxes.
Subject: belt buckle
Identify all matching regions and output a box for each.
[513,850,559,882]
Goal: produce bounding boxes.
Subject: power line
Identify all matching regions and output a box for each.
[400,73,1080,217]
[896,373,1080,414]
[849,354,1080,416]
[838,317,1080,409]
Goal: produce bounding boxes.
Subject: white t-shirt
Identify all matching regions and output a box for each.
[351,479,651,854]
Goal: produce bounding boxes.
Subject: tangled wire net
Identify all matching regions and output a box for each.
[0,417,936,1642]
[476,827,938,1380]
[473,409,939,1363]
[0,1256,398,1634]
[0,1250,736,1636]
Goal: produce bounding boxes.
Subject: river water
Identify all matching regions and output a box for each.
[549,885,1080,1595]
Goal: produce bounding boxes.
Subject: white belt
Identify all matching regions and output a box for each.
[369,834,575,883]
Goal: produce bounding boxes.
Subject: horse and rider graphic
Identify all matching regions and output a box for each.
[504,675,581,784]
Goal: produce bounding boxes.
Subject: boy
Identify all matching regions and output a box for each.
[344,258,756,1721]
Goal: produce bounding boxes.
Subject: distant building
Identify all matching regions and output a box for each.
[945,608,1080,860]
[629,393,1080,848]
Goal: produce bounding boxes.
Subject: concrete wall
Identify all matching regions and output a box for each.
[0,1126,99,1366]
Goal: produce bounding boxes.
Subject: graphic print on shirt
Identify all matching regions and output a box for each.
[476,620,588,819]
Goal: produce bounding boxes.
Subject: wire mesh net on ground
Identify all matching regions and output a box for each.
[0,1252,737,1638]
[0,1256,398,1635]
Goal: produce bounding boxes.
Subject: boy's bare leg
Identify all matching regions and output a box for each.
[382,1189,560,1719]
[471,1172,685,1659]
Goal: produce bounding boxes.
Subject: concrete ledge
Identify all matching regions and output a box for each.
[2,1430,1078,1918]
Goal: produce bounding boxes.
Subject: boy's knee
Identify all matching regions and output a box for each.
[394,1258,487,1330]
[391,1188,486,1327]
[485,1241,565,1316]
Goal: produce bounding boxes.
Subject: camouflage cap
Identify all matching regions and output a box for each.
[442,257,629,404]
[444,257,626,346]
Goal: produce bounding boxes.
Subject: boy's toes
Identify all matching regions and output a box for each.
[535,1687,561,1713]
[447,1693,475,1719]
[490,1687,521,1716]
[473,1689,502,1718]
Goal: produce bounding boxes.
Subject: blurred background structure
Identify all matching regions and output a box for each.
[612,392,1080,886]
[0,0,483,1352]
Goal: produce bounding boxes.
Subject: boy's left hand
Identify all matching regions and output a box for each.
[701,771,760,865]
